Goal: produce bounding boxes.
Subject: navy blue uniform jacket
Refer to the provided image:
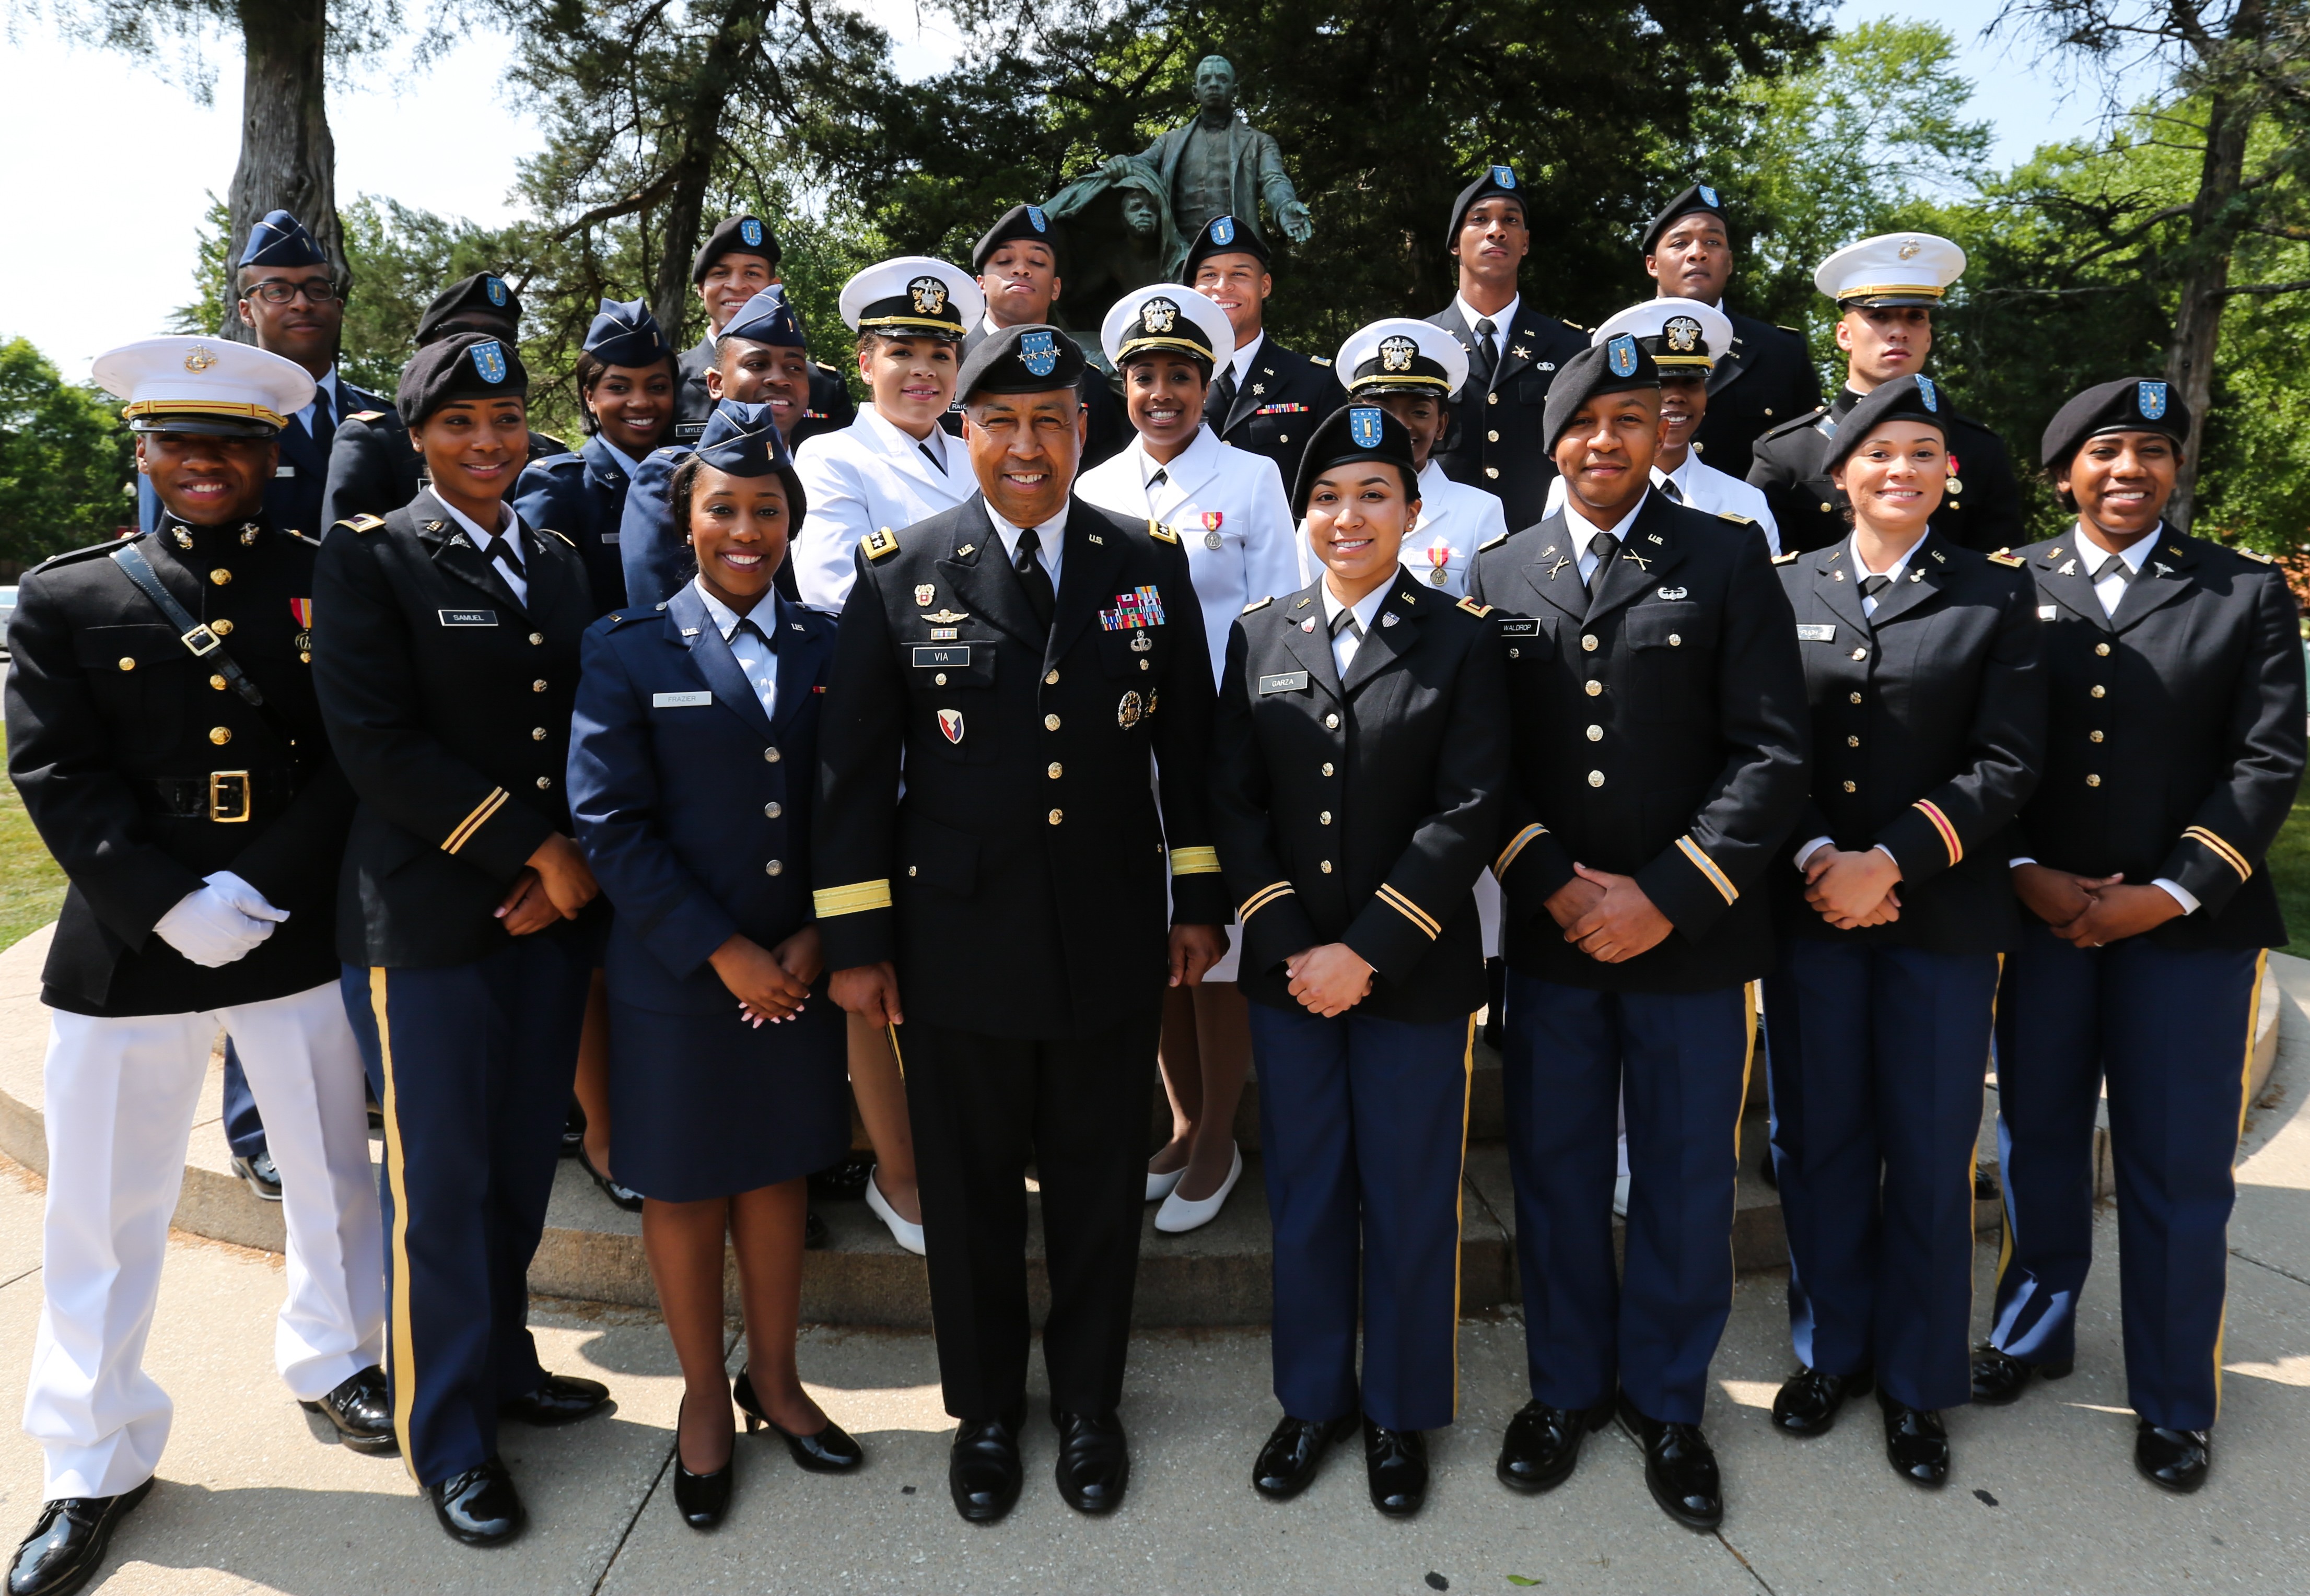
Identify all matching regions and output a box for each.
[568,585,834,1014]
[515,435,636,615]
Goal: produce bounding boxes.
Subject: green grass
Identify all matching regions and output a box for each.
[0,736,66,954]
[2266,801,2310,950]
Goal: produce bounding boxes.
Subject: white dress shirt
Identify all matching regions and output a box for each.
[983,500,1070,595]
[1454,293,1521,370]
[791,405,973,612]
[1224,330,1266,386]
[694,580,780,720]
[1569,491,1651,585]
[435,495,530,606]
[1659,452,1781,554]
[1317,577,1391,675]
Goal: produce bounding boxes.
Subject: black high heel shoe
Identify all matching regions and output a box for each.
[575,1145,644,1213]
[733,1369,865,1472]
[671,1398,733,1530]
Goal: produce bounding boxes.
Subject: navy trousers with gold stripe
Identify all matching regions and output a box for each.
[1764,939,1999,1412]
[1989,922,2264,1432]
[1246,1002,1474,1434]
[339,931,591,1485]
[1502,972,1751,1426]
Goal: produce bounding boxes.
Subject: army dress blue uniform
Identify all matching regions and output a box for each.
[1748,386,2024,558]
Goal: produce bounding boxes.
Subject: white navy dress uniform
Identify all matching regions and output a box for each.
[10,339,385,1506]
[790,257,985,613]
[1078,284,1299,982]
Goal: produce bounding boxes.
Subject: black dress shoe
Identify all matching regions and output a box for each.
[231,1151,283,1203]
[1879,1391,1950,1487]
[949,1412,1024,1523]
[1973,1161,2000,1201]
[672,1398,734,1530]
[501,1372,612,1426]
[300,1364,396,1454]
[732,1370,864,1472]
[1254,1411,1359,1499]
[559,1098,585,1156]
[805,1207,830,1250]
[809,1154,877,1202]
[1770,1366,1873,1438]
[7,1478,151,1596]
[1363,1420,1428,1517]
[1053,1410,1129,1513]
[428,1457,524,1546]
[1497,1396,1613,1493]
[1617,1394,1722,1530]
[575,1146,644,1213]
[2136,1421,2211,1493]
[1969,1344,2073,1405]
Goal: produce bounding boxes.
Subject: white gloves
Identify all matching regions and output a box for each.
[153,872,290,968]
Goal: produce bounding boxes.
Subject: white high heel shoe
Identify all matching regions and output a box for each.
[866,1168,926,1255]
[1155,1144,1243,1234]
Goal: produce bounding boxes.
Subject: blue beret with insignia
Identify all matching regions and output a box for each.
[972,203,1063,272]
[691,214,783,283]
[416,272,521,346]
[2039,375,2191,471]
[1446,165,1528,250]
[583,297,673,369]
[1825,374,1950,471]
[1641,182,1733,254]
[954,321,1086,401]
[716,286,808,349]
[239,209,329,269]
[1291,403,1420,519]
[396,330,530,427]
[1185,213,1271,277]
[1542,337,1662,452]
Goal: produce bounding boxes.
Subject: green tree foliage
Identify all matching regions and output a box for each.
[0,339,135,566]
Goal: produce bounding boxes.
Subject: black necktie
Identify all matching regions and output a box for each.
[919,441,946,476]
[1205,365,1238,429]
[1586,531,1619,603]
[1013,527,1055,631]
[309,383,334,441]
[1329,607,1363,641]
[1470,318,1499,393]
[1860,572,1893,615]
[733,615,777,653]
[2095,554,2136,586]
[481,532,524,579]
[1657,474,1685,504]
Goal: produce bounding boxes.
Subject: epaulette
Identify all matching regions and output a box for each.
[862,527,900,560]
[1986,550,2025,567]
[1456,595,1494,618]
[1715,511,1757,525]
[1772,550,1800,565]
[1776,325,1803,337]
[605,609,657,630]
[1477,531,1511,552]
[288,529,322,547]
[1755,407,1826,443]
[346,409,387,424]
[31,535,141,574]
[339,514,387,534]
[1308,355,1333,367]
[2239,548,2276,564]
[541,527,577,548]
[1147,521,1180,544]
[813,359,841,373]
[1241,595,1274,613]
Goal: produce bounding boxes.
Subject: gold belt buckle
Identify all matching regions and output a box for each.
[208,770,252,823]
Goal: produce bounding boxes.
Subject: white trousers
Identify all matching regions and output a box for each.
[22,980,385,1497]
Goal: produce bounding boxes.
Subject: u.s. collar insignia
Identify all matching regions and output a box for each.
[1665,316,1702,353]
[1606,334,1639,378]
[908,275,949,317]
[1491,165,1516,189]
[739,218,765,248]
[182,344,217,373]
[914,583,936,606]
[1916,374,1938,412]
[1349,407,1384,448]
[1379,335,1417,372]
[485,276,509,306]
[1020,329,1058,378]
[1209,215,1235,247]
[2138,380,2169,420]
[471,339,508,384]
[1699,184,1720,208]
[1027,205,1048,232]
[1142,297,1179,334]
[955,544,975,557]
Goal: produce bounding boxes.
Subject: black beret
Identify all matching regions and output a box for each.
[972,203,1059,273]
[1445,164,1528,252]
[416,273,520,346]
[1291,403,1421,520]
[1184,214,1270,278]
[691,215,781,282]
[396,332,529,428]
[954,323,1086,401]
[1824,374,1950,472]
[1640,182,1732,255]
[2040,376,2189,473]
[1543,336,1661,451]
[687,400,808,525]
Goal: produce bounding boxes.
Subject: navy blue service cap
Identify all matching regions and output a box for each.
[692,215,781,282]
[1185,214,1270,278]
[94,336,314,438]
[1824,374,1950,471]
[2040,377,2190,473]
[690,399,808,520]
[1291,403,1420,520]
[584,298,672,368]
[1641,182,1732,255]
[972,203,1058,272]
[397,332,529,427]
[717,287,807,349]
[1445,164,1526,252]
[239,209,329,269]
[954,322,1086,402]
[417,273,520,346]
[1543,335,1661,452]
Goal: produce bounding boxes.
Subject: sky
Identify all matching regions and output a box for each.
[0,0,2162,379]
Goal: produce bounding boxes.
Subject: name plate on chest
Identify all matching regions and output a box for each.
[1796,624,1837,642]
[1258,671,1310,695]
[912,646,970,669]
[439,608,498,626]
[1496,618,1539,638]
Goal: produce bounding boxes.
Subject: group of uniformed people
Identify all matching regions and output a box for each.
[0,168,2297,1589]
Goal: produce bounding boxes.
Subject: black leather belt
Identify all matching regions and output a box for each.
[148,768,298,823]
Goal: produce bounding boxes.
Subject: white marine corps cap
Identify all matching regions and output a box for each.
[836,256,984,336]
[1100,283,1235,368]
[1590,297,1735,371]
[91,336,316,437]
[1814,232,1967,308]
[1334,317,1471,399]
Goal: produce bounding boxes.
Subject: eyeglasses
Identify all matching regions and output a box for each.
[244,278,345,306]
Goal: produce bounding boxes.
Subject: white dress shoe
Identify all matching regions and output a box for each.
[866,1169,925,1255]
[1146,1164,1186,1203]
[1613,1173,1631,1219]
[1155,1144,1243,1234]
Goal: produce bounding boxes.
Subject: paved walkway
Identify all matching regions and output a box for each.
[0,1053,2304,1594]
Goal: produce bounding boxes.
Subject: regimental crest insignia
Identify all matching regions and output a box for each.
[1349,407,1384,449]
[1117,690,1144,729]
[471,340,508,384]
[1916,374,1938,412]
[937,708,964,744]
[1209,215,1235,247]
[739,218,765,248]
[485,276,508,307]
[1143,297,1179,335]
[1898,238,1922,260]
[1379,335,1417,373]
[1606,334,1639,378]
[183,344,217,373]
[2138,380,2169,420]
[1020,330,1058,378]
[914,584,936,607]
[1027,205,1048,232]
[1699,184,1721,208]
[1665,316,1702,354]
[908,276,949,318]
[1491,165,1517,190]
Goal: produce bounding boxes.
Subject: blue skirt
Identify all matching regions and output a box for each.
[605,986,849,1202]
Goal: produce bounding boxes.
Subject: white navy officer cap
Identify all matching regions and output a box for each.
[837,256,984,337]
[1100,284,1234,369]
[1335,318,1469,399]
[92,336,316,438]
[1590,297,1734,372]
[1814,232,1967,308]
